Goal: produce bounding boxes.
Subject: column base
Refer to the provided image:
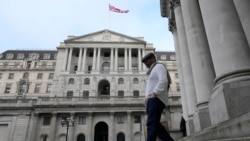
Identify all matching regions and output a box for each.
[193,105,211,132]
[209,79,250,125]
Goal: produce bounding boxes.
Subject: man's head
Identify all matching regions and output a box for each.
[142,53,156,68]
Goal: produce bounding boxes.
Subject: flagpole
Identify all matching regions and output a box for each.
[107,2,110,30]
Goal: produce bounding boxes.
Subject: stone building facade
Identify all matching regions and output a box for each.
[160,0,250,140]
[0,29,182,141]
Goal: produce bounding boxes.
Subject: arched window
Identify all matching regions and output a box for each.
[69,78,74,84]
[118,78,124,84]
[133,78,139,84]
[117,132,125,141]
[84,78,90,85]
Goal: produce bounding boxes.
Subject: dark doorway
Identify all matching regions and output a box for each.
[77,134,85,141]
[94,122,108,141]
[98,80,110,96]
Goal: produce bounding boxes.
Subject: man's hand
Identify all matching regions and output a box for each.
[149,93,157,98]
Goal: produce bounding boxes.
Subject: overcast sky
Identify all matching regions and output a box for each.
[0,0,175,53]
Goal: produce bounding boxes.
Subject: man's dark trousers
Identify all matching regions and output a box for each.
[146,97,174,141]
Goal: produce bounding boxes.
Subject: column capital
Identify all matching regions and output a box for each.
[169,20,177,33]
[170,0,180,10]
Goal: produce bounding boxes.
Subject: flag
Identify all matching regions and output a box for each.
[109,4,129,13]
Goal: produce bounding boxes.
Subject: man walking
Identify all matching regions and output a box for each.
[142,53,174,141]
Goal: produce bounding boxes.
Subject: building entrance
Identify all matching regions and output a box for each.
[94,122,109,141]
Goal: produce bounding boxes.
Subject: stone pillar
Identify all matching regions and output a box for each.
[64,48,69,71]
[129,48,132,71]
[82,48,87,73]
[49,112,57,141]
[125,48,128,71]
[77,48,83,71]
[92,48,97,71]
[27,113,39,141]
[181,0,215,132]
[173,0,197,134]
[87,112,93,141]
[126,111,132,141]
[142,49,146,71]
[233,0,250,47]
[169,20,189,134]
[115,48,118,71]
[109,112,115,141]
[138,48,142,71]
[69,113,75,141]
[110,48,114,71]
[199,0,250,125]
[97,48,101,72]
[67,48,73,72]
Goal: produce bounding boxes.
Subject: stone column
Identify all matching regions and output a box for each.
[82,48,87,73]
[64,48,69,71]
[233,0,250,47]
[77,48,83,71]
[87,112,93,141]
[199,0,250,125]
[126,111,132,141]
[110,48,114,71]
[27,113,39,141]
[69,112,75,141]
[109,112,115,141]
[138,48,142,71]
[67,48,73,72]
[129,48,132,71]
[115,48,118,71]
[49,112,57,141]
[142,49,146,71]
[173,0,197,134]
[169,20,189,133]
[97,48,101,72]
[181,0,215,132]
[92,48,97,71]
[125,48,128,71]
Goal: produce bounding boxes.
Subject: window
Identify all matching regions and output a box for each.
[23,72,29,79]
[88,52,93,57]
[118,78,124,84]
[54,54,57,59]
[133,91,139,98]
[102,62,110,72]
[160,55,167,60]
[118,52,124,57]
[19,81,27,95]
[176,83,180,92]
[87,65,92,73]
[132,65,138,73]
[6,53,14,59]
[104,52,110,57]
[170,54,176,60]
[117,133,125,141]
[133,78,139,84]
[69,78,74,84]
[46,84,52,93]
[27,61,32,69]
[0,73,2,79]
[17,53,25,59]
[48,73,54,79]
[83,91,89,98]
[79,116,86,125]
[34,84,41,93]
[175,73,178,79]
[29,53,39,60]
[134,115,141,123]
[43,53,51,59]
[74,66,78,72]
[37,73,43,79]
[117,115,124,124]
[67,91,73,98]
[8,73,14,79]
[118,91,124,98]
[118,66,124,73]
[4,84,11,93]
[43,116,51,125]
[84,78,90,85]
[132,52,137,57]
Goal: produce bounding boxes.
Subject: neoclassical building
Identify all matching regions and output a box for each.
[161,0,250,140]
[0,29,182,141]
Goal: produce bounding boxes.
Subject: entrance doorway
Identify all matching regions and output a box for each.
[94,122,108,141]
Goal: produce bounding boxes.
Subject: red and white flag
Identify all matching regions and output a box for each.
[109,4,129,13]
